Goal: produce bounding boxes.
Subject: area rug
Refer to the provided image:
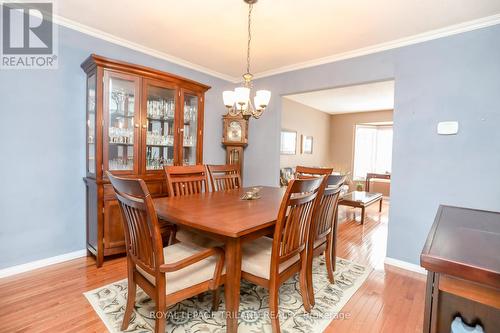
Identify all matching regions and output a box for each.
[84,257,370,333]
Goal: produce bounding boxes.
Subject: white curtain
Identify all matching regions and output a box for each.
[353,125,393,179]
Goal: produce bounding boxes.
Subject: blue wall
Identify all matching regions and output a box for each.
[388,26,500,263]
[0,25,231,269]
[248,24,500,265]
[1,21,499,269]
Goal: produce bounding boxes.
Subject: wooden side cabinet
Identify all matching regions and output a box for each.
[82,54,210,267]
[421,205,500,332]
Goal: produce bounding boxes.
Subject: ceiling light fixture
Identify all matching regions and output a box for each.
[222,0,271,120]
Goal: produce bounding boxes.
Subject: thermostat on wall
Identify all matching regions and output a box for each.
[437,121,459,135]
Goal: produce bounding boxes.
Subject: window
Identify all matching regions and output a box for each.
[353,124,393,179]
[280,130,297,155]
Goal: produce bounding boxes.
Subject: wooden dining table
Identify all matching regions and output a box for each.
[153,186,286,332]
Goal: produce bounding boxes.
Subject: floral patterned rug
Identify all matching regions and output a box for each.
[84,257,369,333]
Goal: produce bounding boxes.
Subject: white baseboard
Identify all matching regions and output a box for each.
[0,249,87,279]
[384,257,427,275]
[0,251,427,279]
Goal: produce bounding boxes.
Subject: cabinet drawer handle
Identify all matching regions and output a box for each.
[134,123,139,128]
[142,124,147,129]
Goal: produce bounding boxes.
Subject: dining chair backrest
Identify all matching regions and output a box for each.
[164,165,209,197]
[107,171,164,277]
[327,174,346,189]
[207,164,242,192]
[295,166,333,180]
[272,177,325,270]
[312,175,344,242]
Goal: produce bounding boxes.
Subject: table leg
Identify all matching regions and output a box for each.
[225,238,242,333]
[379,198,383,212]
[332,209,339,272]
[361,206,365,224]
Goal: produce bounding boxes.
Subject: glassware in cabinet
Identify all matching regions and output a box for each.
[182,93,199,165]
[86,73,96,174]
[105,73,139,172]
[145,84,176,170]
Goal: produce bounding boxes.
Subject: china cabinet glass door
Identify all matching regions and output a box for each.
[181,92,199,165]
[104,71,139,173]
[86,73,96,175]
[144,81,177,171]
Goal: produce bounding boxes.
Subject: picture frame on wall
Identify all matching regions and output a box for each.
[302,135,313,154]
[280,130,297,155]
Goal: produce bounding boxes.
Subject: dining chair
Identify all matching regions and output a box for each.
[295,165,333,179]
[107,172,225,333]
[164,165,219,247]
[307,175,345,306]
[295,167,345,305]
[206,164,242,192]
[164,165,209,197]
[240,177,325,333]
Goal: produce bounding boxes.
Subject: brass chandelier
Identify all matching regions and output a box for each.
[223,0,271,120]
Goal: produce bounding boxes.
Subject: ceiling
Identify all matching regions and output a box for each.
[284,80,395,114]
[57,1,500,81]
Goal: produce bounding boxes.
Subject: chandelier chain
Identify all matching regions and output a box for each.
[246,4,253,75]
[222,0,270,120]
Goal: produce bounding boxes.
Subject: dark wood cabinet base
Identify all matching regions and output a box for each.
[85,177,168,267]
[424,272,500,332]
[421,206,500,332]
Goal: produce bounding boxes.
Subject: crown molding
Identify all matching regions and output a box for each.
[252,13,500,80]
[51,11,500,83]
[51,14,236,83]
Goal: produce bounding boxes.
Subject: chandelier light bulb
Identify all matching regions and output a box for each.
[256,90,271,107]
[235,87,250,106]
[223,90,235,107]
[254,95,262,111]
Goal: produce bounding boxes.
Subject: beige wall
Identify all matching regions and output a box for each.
[280,102,392,172]
[280,104,393,195]
[329,110,393,173]
[280,102,392,183]
[330,110,393,195]
[280,99,332,168]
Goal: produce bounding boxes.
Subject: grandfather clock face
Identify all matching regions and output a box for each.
[227,121,243,142]
[223,115,247,145]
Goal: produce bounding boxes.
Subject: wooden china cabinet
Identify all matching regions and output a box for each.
[82,54,210,267]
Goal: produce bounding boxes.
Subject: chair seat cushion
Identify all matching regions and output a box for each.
[137,242,222,295]
[241,237,299,280]
[176,228,223,248]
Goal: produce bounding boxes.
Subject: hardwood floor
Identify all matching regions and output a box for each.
[325,201,426,332]
[0,199,426,332]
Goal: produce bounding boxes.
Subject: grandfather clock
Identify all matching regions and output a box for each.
[222,114,248,178]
